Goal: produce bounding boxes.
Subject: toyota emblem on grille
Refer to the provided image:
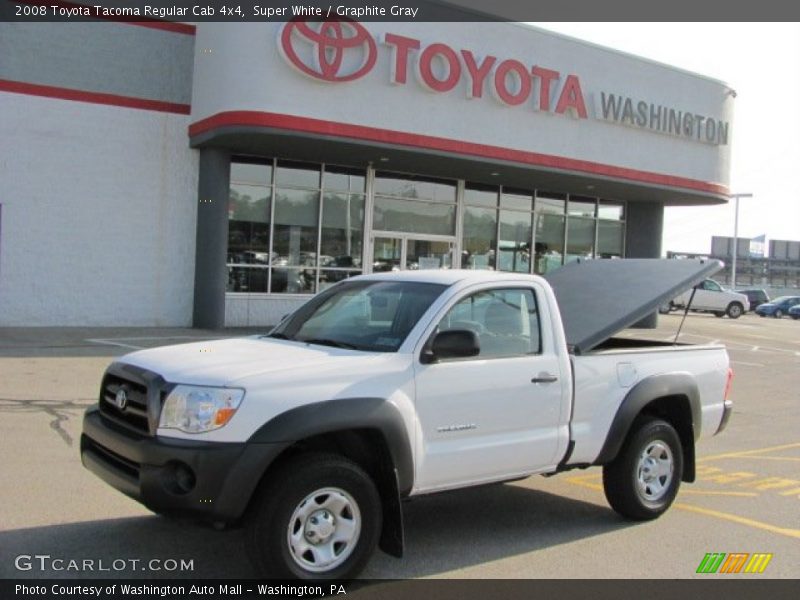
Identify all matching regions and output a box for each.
[114,388,128,411]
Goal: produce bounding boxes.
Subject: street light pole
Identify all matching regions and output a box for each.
[729,193,753,287]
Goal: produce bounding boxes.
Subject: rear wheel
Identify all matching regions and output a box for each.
[726,302,744,319]
[603,418,683,520]
[713,311,724,318]
[245,453,381,580]
[774,309,784,319]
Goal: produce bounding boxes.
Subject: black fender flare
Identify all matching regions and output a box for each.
[247,397,411,557]
[248,397,414,495]
[593,373,701,477]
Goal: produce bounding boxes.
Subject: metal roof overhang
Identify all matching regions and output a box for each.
[190,121,729,207]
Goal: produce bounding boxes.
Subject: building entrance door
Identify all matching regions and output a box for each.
[371,234,455,272]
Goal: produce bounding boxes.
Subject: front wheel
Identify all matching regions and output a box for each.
[603,418,683,521]
[245,453,381,580]
[726,302,744,319]
[774,309,784,319]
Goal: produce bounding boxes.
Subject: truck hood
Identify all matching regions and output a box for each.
[544,258,723,354]
[119,336,383,386]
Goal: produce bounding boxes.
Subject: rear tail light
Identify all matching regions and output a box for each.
[724,368,734,401]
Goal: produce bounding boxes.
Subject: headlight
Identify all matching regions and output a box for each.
[159,385,245,433]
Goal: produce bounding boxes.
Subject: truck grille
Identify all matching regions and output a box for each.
[99,374,152,435]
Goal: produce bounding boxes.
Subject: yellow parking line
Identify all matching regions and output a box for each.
[735,456,800,463]
[674,503,800,540]
[564,476,798,539]
[680,490,758,497]
[698,442,800,462]
[565,476,602,491]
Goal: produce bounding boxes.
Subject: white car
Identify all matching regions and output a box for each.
[667,278,750,319]
[81,260,733,580]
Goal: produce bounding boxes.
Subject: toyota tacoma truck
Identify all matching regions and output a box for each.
[81,259,734,579]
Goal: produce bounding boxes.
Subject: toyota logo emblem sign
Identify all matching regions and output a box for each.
[279,17,377,82]
[114,388,128,411]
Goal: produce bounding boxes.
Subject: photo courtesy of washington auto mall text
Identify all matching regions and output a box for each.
[14,584,347,598]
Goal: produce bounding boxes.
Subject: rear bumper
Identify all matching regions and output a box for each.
[715,399,734,435]
[81,406,288,522]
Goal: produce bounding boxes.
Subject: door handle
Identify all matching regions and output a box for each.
[531,373,558,384]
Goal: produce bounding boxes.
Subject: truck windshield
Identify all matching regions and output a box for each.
[268,280,447,352]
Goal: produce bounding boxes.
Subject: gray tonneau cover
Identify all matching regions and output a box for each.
[543,258,723,354]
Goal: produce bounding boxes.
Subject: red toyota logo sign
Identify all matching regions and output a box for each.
[279,17,377,82]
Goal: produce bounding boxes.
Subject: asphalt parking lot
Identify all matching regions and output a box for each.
[0,313,797,579]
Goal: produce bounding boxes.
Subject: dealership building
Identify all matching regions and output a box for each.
[0,14,734,327]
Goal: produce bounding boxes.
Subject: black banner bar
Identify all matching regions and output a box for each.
[3,579,800,600]
[3,0,800,23]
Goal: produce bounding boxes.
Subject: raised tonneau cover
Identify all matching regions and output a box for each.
[543,258,723,354]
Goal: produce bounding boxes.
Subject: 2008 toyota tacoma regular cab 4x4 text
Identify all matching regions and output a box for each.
[81,259,734,579]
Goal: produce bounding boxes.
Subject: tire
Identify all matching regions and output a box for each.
[774,309,783,319]
[603,417,683,521]
[726,302,744,319]
[713,311,724,318]
[245,453,382,580]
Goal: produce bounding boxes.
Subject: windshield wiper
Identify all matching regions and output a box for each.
[267,332,293,340]
[301,338,359,350]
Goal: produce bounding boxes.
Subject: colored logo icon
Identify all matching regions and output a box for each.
[696,552,773,574]
[279,17,377,82]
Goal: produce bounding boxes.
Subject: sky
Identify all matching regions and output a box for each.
[536,23,800,256]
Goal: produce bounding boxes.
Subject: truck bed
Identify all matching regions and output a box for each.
[567,342,729,465]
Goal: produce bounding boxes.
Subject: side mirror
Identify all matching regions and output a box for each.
[421,329,480,364]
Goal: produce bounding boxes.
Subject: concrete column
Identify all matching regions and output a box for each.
[192,148,231,328]
[625,201,664,328]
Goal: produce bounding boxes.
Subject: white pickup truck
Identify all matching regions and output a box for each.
[666,278,750,318]
[81,259,734,580]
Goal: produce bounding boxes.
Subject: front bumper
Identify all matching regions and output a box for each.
[81,406,288,522]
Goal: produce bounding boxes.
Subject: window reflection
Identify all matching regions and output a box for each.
[498,210,531,273]
[227,159,365,295]
[463,206,497,270]
[534,213,565,274]
[566,216,595,263]
[374,172,456,202]
[373,197,455,236]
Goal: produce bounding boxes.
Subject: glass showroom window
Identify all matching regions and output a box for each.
[227,160,272,293]
[462,184,498,270]
[597,201,626,258]
[498,189,533,273]
[373,172,457,236]
[533,192,566,274]
[565,195,597,264]
[319,166,366,289]
[227,159,366,295]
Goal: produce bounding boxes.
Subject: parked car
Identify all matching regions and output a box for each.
[789,304,800,320]
[735,288,770,311]
[755,296,800,318]
[81,259,733,580]
[668,279,750,319]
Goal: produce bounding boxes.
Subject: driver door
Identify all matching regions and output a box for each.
[412,284,569,492]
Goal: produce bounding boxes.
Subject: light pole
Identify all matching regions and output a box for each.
[729,193,753,287]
